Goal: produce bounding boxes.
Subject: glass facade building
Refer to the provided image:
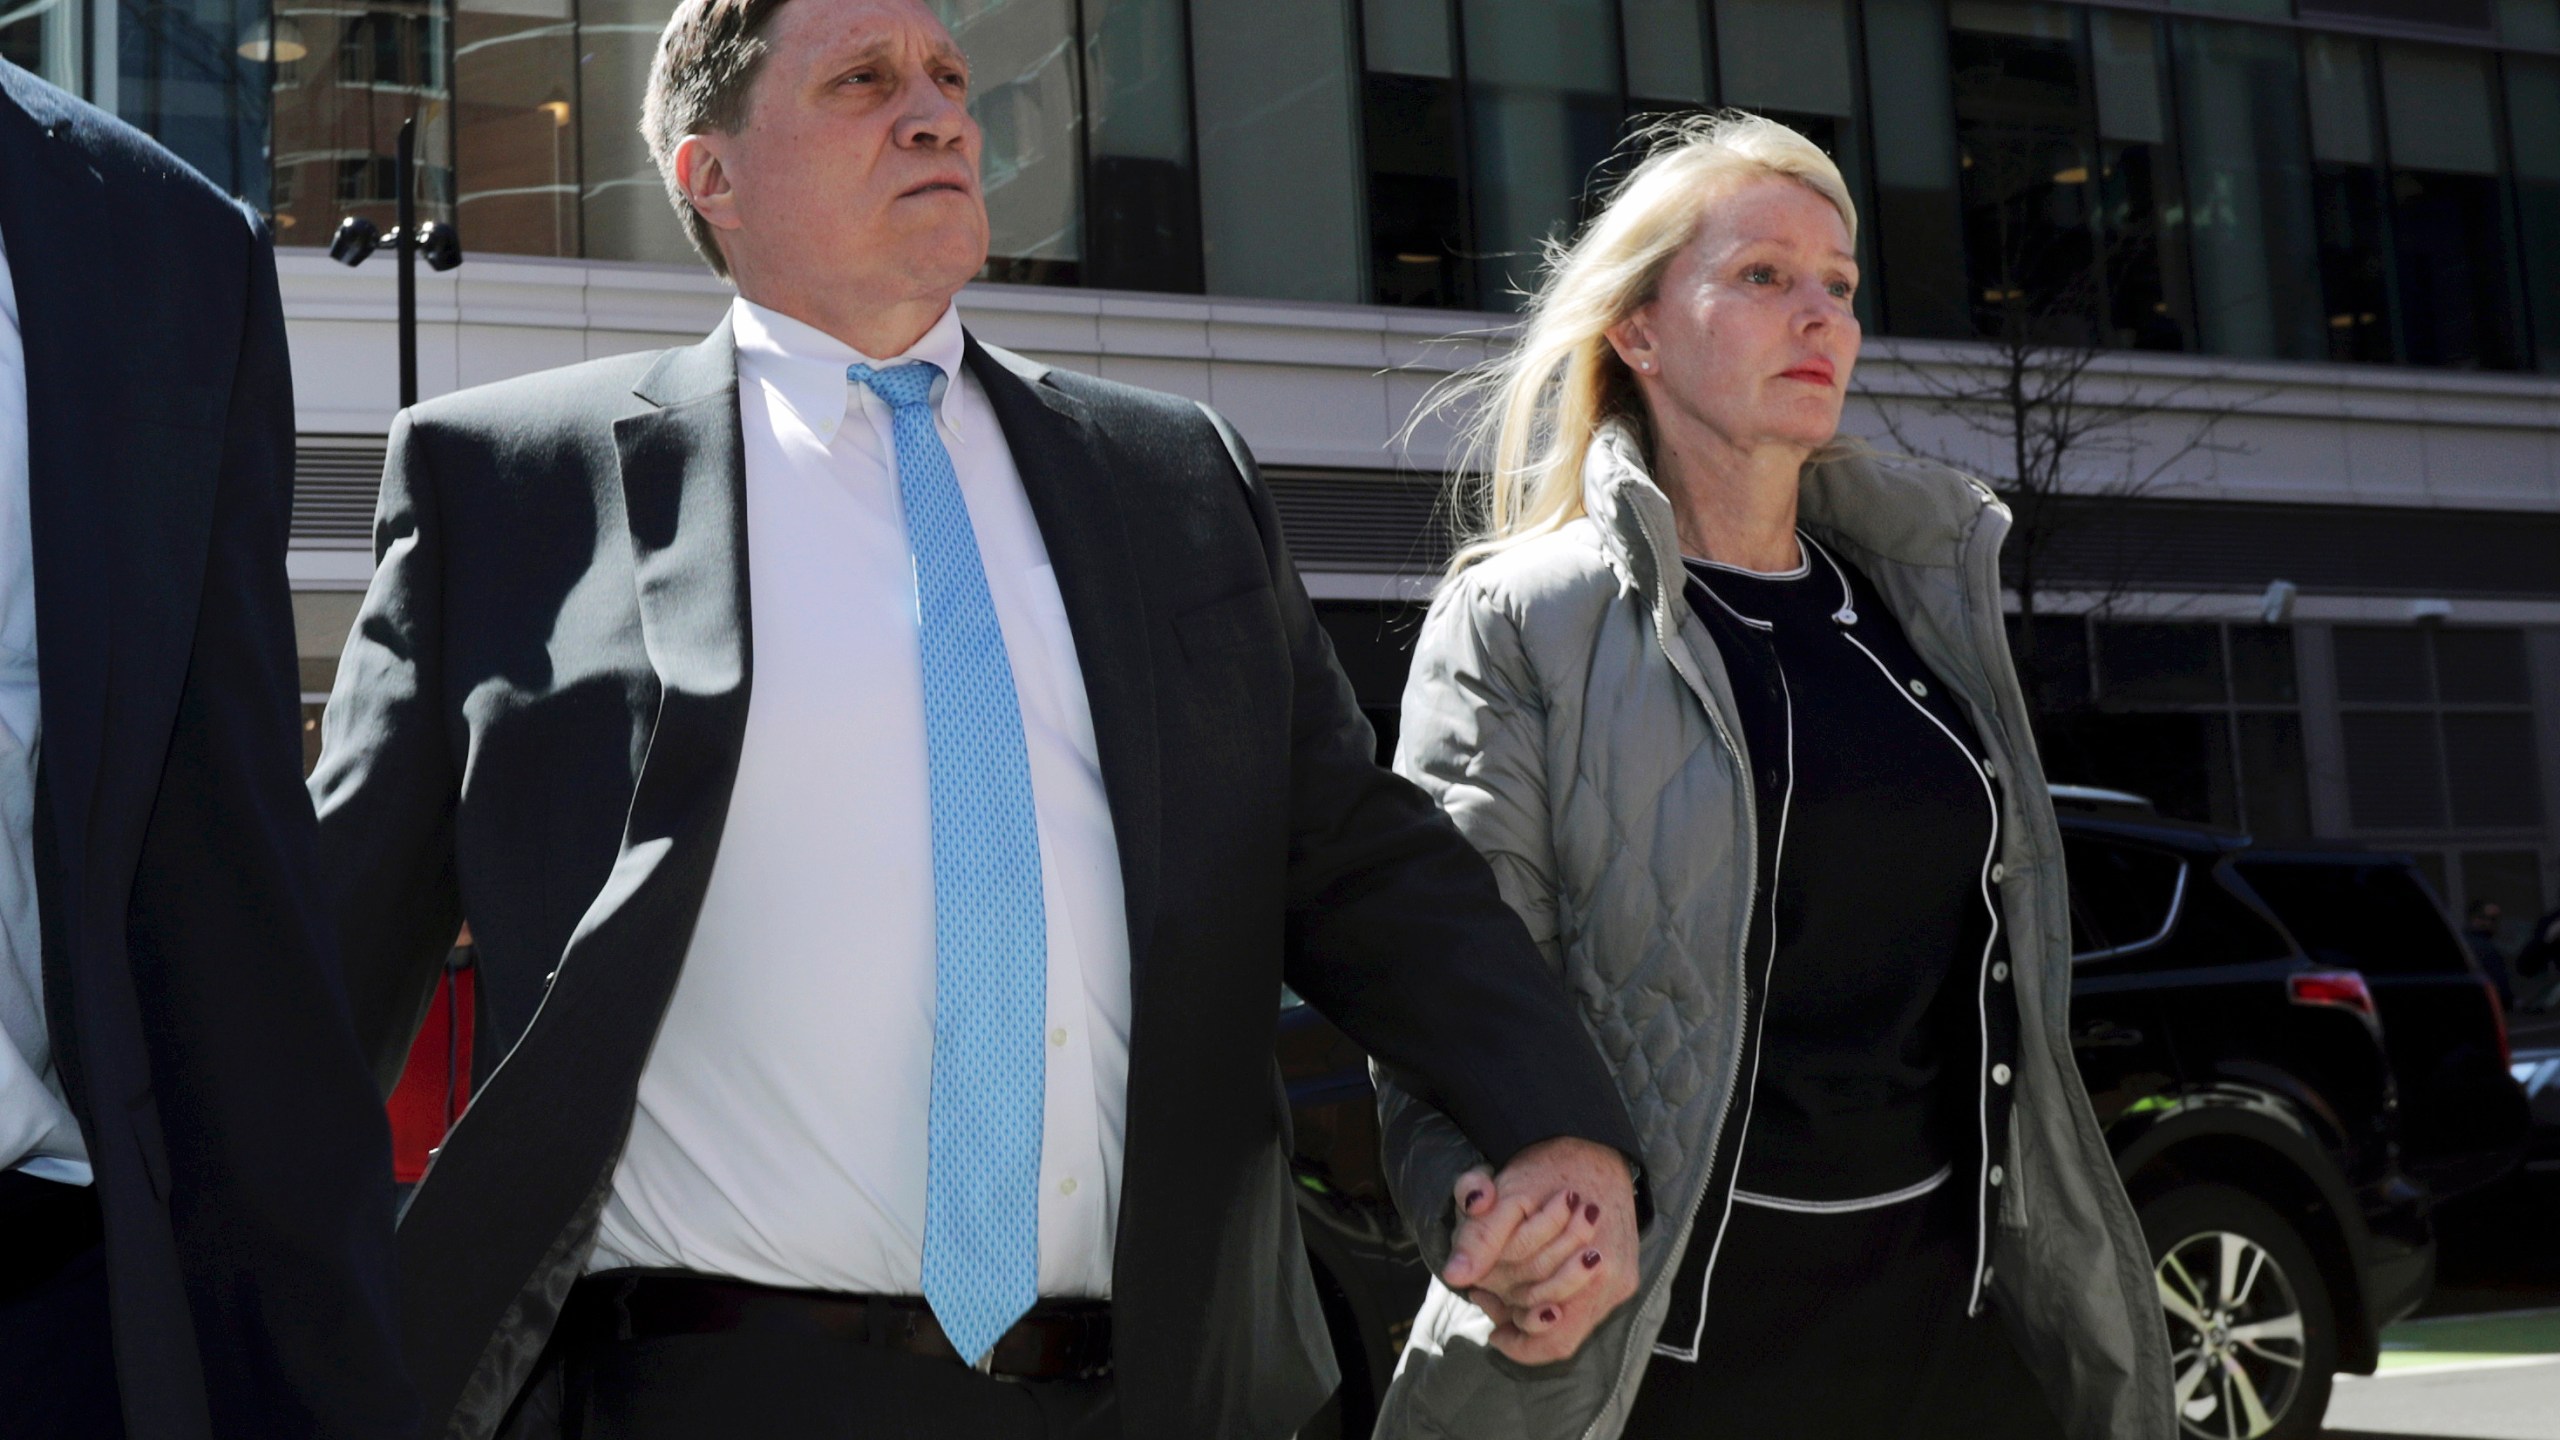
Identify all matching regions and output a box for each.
[8,0,2560,368]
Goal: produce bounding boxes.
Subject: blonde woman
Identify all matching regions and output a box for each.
[1371,114,2173,1439]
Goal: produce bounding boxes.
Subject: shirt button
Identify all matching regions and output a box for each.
[1989,862,2008,883]
[1982,1266,1996,1287]
[1907,678,1929,697]
[1981,758,1997,780]
[1050,1027,1068,1048]
[1058,1176,1078,1197]
[1992,1063,2013,1085]
[1988,1164,2005,1186]
[1992,961,2010,982]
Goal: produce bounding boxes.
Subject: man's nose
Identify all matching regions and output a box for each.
[897,77,972,149]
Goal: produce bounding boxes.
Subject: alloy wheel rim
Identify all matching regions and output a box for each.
[2157,1229,2309,1440]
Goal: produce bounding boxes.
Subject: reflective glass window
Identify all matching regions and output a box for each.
[1193,0,1366,302]
[120,0,277,207]
[2509,57,2560,371]
[949,0,1085,283]
[0,0,83,93]
[1950,0,2098,341]
[579,0,691,264]
[1622,0,1709,107]
[453,0,580,258]
[1866,0,1968,337]
[2172,18,2325,360]
[1458,0,1620,305]
[2382,45,2525,368]
[2504,0,2560,47]
[272,0,451,242]
[2303,33,2396,361]
[1084,0,1198,291]
[1362,0,1469,305]
[1365,0,1453,77]
[2090,10,2192,350]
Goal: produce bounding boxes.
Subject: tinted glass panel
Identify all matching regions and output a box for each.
[452,0,580,258]
[2009,613,2093,707]
[2092,11,2193,350]
[2384,46,2525,368]
[953,0,1087,283]
[1365,0,1453,76]
[1365,72,1473,305]
[1459,0,1620,304]
[2164,872,2297,964]
[2434,628,2531,703]
[0,0,80,91]
[272,1,451,248]
[2240,861,2473,976]
[2334,626,2432,702]
[1866,0,1971,338]
[2239,712,2313,839]
[2510,57,2560,374]
[2445,713,2545,827]
[2505,0,2560,45]
[123,0,278,208]
[1194,0,1367,302]
[1084,0,1201,291]
[2098,622,2225,704]
[2301,0,2496,28]
[580,0,689,262]
[1952,1,2098,340]
[2305,34,2397,361]
[1623,0,1711,104]
[2342,710,2449,828]
[2175,19,2326,359]
[2066,836,2186,955]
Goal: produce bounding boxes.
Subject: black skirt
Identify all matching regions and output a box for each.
[1620,1182,2065,1440]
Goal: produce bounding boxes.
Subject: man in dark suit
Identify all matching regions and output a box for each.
[309,1,1642,1435]
[0,62,419,1440]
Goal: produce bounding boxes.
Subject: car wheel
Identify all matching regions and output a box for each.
[2139,1183,2338,1440]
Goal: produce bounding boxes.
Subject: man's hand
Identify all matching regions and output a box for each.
[1441,1136,1639,1365]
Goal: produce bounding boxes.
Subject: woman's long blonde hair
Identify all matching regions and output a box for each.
[1426,112,1859,577]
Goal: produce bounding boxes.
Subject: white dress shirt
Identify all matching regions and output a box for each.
[588,299,1133,1297]
[0,223,79,1185]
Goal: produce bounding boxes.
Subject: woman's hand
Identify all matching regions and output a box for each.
[1442,1137,1641,1365]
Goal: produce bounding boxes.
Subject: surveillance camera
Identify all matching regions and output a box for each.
[2259,579,2297,626]
[329,216,381,267]
[418,221,463,273]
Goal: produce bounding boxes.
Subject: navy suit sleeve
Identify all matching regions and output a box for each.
[121,215,421,1438]
[1195,406,1637,1174]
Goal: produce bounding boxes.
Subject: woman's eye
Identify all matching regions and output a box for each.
[1744,266,1776,285]
[1828,280,1854,299]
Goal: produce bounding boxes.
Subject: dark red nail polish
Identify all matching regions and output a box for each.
[1465,1189,1485,1210]
[1540,1307,1559,1324]
[1567,1191,1580,1210]
[1585,1203,1601,1224]
[1582,1249,1601,1269]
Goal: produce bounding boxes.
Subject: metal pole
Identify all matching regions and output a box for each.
[397,116,418,410]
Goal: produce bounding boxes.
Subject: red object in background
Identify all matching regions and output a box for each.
[387,960,476,1183]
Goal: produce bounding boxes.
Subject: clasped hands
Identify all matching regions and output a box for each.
[1441,1135,1640,1366]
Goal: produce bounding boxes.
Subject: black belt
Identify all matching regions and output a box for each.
[0,1169,103,1301]
[562,1271,1112,1382]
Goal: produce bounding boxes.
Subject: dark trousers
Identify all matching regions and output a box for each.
[0,1171,125,1440]
[1623,1182,2065,1440]
[559,1315,1118,1440]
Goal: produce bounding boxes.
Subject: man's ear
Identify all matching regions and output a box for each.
[674,133,743,235]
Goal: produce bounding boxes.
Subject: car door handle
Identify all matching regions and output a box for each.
[2073,1020,2146,1050]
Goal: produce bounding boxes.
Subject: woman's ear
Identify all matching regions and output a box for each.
[1606,307,1659,377]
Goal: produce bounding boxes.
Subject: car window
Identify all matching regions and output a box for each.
[2235,860,2471,977]
[2065,836,2186,959]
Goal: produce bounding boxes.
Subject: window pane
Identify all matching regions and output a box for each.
[124,0,279,208]
[2229,624,2299,703]
[2434,628,2530,703]
[1866,0,1970,338]
[2507,57,2560,374]
[1951,2,2098,340]
[2049,711,2239,825]
[1623,0,1709,105]
[2301,0,2495,27]
[1085,0,1200,290]
[1719,0,1854,117]
[949,0,1086,282]
[453,0,580,258]
[2343,710,2449,828]
[2092,12,2193,350]
[1364,0,1452,77]
[2240,860,2473,975]
[580,0,693,263]
[2173,19,2326,360]
[2383,46,2524,369]
[2097,622,2225,705]
[2063,836,2185,954]
[1364,70,1471,305]
[2304,35,2396,362]
[273,2,453,241]
[0,0,81,90]
[2239,711,2312,839]
[2009,612,2092,707]
[1194,0,1367,302]
[2333,625,2431,702]
[2172,0,2290,17]
[2460,849,2548,953]
[1459,0,1620,305]
[2445,713,2544,827]
[2505,0,2560,46]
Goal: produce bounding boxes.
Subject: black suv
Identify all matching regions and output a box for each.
[1280,791,2524,1440]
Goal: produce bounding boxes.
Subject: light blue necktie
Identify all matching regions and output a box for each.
[848,360,1045,1366]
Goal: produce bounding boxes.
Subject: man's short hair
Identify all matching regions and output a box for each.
[641,0,798,277]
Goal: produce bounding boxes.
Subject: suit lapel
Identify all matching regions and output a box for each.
[966,336,1163,980]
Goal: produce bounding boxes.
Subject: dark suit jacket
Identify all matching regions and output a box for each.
[310,318,1637,1440]
[0,62,416,1440]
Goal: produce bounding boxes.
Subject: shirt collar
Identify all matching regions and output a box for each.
[730,295,969,448]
